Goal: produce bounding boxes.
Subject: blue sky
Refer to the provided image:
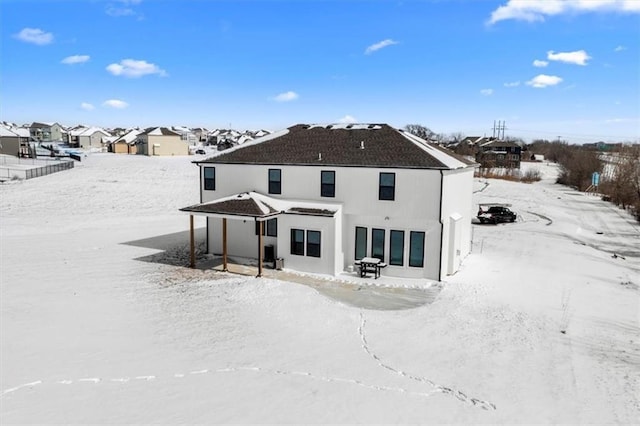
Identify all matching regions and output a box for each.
[1,0,639,142]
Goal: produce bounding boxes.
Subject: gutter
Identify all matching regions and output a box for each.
[438,169,444,281]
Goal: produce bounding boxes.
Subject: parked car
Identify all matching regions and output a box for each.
[195,149,206,155]
[477,205,517,224]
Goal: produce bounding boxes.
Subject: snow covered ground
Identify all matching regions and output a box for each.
[1,155,638,423]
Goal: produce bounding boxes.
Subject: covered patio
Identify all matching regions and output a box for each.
[180,192,282,277]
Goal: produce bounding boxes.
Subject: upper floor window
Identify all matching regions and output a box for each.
[269,169,281,194]
[204,167,215,190]
[321,171,335,198]
[379,172,395,201]
[306,230,321,257]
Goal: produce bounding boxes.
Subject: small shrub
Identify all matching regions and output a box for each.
[520,168,542,183]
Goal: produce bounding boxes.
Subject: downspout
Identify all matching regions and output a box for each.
[438,169,444,281]
[198,165,209,254]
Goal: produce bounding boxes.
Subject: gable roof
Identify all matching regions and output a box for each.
[113,129,142,145]
[198,123,470,170]
[141,127,181,136]
[0,125,19,137]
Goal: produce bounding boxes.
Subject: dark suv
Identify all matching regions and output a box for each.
[478,206,517,224]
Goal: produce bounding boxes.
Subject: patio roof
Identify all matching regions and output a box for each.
[180,191,339,220]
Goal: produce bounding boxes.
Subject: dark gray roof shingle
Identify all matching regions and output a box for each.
[200,124,465,169]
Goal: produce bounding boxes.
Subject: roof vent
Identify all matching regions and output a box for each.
[360,141,365,150]
[318,152,322,161]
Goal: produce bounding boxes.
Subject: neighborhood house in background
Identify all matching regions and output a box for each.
[181,123,476,281]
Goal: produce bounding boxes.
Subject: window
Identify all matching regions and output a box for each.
[372,228,385,261]
[379,172,395,201]
[306,230,321,257]
[355,227,367,260]
[291,229,304,255]
[268,169,281,194]
[321,171,335,198]
[255,218,277,237]
[203,167,215,190]
[409,231,425,267]
[389,230,404,266]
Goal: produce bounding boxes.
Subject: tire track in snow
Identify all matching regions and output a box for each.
[358,313,497,411]
[1,367,437,400]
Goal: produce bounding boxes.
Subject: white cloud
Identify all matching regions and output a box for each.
[106,0,143,17]
[338,115,357,124]
[480,89,494,96]
[526,74,563,88]
[103,99,129,109]
[614,45,626,52]
[273,91,299,102]
[106,59,167,78]
[547,50,591,65]
[80,102,95,111]
[488,0,640,25]
[504,81,521,87]
[533,59,549,67]
[13,28,53,45]
[365,39,399,55]
[61,55,90,65]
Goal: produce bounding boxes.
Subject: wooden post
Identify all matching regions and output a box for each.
[257,220,263,277]
[189,215,195,268]
[222,218,228,272]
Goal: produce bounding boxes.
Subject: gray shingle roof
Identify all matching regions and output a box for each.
[181,197,277,217]
[199,124,469,170]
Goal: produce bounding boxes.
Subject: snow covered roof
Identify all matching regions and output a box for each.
[142,127,181,136]
[198,123,471,170]
[180,191,339,219]
[0,125,19,137]
[113,129,142,145]
[480,139,521,148]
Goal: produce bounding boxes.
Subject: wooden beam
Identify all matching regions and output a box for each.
[257,221,263,277]
[222,218,228,272]
[189,215,195,268]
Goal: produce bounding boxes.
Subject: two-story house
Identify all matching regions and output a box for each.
[69,126,111,149]
[137,127,188,156]
[181,123,475,281]
[475,140,522,169]
[29,122,63,142]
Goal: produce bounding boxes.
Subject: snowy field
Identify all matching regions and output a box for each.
[1,154,639,423]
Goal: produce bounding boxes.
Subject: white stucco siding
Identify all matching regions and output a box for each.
[207,213,338,276]
[199,163,448,280]
[280,214,339,276]
[439,167,474,278]
[201,164,442,221]
[343,214,442,279]
[209,218,273,260]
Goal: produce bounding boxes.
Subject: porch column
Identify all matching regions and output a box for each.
[222,218,228,272]
[189,215,195,268]
[257,220,263,277]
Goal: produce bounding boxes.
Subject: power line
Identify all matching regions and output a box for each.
[506,127,639,140]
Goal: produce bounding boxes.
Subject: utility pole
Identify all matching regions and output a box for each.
[492,120,507,139]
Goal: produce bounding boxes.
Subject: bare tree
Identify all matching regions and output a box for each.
[404,124,435,141]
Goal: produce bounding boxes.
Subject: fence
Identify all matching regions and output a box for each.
[0,156,74,181]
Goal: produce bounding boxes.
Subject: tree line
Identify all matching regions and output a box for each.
[403,125,640,222]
